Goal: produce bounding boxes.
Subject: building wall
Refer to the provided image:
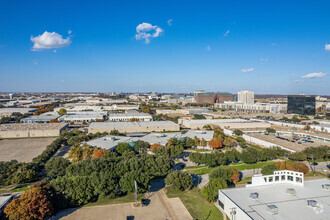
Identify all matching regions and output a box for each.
[238,91,255,104]
[88,124,180,133]
[181,121,271,129]
[218,191,252,220]
[287,96,316,115]
[195,93,234,105]
[0,126,68,138]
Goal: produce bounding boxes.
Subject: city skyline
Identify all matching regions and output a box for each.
[1,0,330,94]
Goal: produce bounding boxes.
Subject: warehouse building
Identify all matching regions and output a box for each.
[58,114,105,123]
[0,108,38,117]
[179,118,270,130]
[0,123,68,138]
[218,174,330,220]
[88,121,180,133]
[108,111,152,122]
[20,115,60,123]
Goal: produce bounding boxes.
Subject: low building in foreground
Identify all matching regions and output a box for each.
[218,171,330,220]
[88,121,180,134]
[0,123,68,138]
[20,115,59,123]
[179,118,270,130]
[0,108,38,117]
[108,111,152,122]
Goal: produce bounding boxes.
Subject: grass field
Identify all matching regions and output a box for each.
[165,187,224,220]
[184,161,275,175]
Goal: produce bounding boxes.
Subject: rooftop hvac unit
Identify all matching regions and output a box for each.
[307,200,317,207]
[267,205,278,215]
[250,192,259,199]
[286,188,296,195]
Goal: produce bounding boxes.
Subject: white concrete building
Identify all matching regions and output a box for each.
[218,176,330,220]
[214,102,287,114]
[108,111,152,122]
[58,115,104,123]
[238,91,255,104]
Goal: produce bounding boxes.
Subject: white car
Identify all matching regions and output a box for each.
[322,168,327,172]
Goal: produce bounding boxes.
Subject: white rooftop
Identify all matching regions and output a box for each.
[221,179,330,220]
[89,121,178,128]
[183,118,251,124]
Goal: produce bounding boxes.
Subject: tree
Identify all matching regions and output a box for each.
[92,148,108,158]
[209,167,233,182]
[266,128,276,133]
[141,105,151,114]
[130,118,139,122]
[110,130,120,135]
[223,137,234,147]
[201,178,227,202]
[58,108,67,116]
[185,137,194,148]
[288,152,307,161]
[230,168,240,183]
[193,114,206,119]
[45,157,71,178]
[203,124,212,130]
[165,171,193,191]
[200,138,207,148]
[233,129,243,136]
[193,136,200,146]
[304,125,311,130]
[150,143,162,151]
[209,137,222,149]
[261,163,278,175]
[5,183,56,220]
[49,119,59,123]
[224,149,241,163]
[240,147,258,164]
[116,143,131,154]
[134,140,150,153]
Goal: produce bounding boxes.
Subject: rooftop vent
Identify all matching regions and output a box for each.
[307,200,318,207]
[196,131,206,134]
[267,205,278,215]
[250,192,259,199]
[105,137,116,141]
[286,188,296,195]
[322,184,330,191]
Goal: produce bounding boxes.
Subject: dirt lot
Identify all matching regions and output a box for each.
[55,190,192,220]
[0,137,55,162]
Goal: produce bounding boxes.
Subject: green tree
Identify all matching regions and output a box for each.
[116,143,131,155]
[266,127,276,133]
[233,129,243,136]
[261,163,278,175]
[241,147,258,164]
[165,171,193,191]
[134,140,150,154]
[193,114,206,119]
[45,157,71,178]
[58,108,67,116]
[201,178,227,202]
[209,167,233,182]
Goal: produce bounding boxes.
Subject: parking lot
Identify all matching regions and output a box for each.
[54,190,192,220]
[0,137,55,162]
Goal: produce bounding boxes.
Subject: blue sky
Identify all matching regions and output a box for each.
[0,0,330,94]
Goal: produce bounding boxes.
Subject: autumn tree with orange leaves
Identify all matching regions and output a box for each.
[209,137,222,149]
[150,143,161,151]
[92,148,108,158]
[4,183,62,220]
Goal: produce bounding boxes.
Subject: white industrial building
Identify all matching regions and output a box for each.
[108,111,152,122]
[0,108,38,117]
[218,171,330,220]
[238,91,255,104]
[58,114,104,123]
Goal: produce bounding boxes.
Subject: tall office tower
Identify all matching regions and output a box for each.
[238,91,255,104]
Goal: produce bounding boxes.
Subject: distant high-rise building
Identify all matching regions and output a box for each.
[194,92,233,105]
[238,91,254,104]
[287,95,316,115]
[9,93,14,100]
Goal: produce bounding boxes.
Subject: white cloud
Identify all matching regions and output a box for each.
[167,19,173,26]
[301,72,327,79]
[33,61,38,65]
[31,31,71,51]
[224,30,230,37]
[206,45,211,51]
[68,30,72,34]
[325,44,330,51]
[59,80,65,83]
[135,23,164,44]
[241,68,254,73]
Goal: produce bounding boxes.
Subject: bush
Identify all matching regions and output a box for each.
[165,171,193,191]
[116,143,131,155]
[261,163,277,175]
[209,167,233,182]
[45,158,71,178]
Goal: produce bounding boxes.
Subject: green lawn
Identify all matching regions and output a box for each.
[236,177,252,185]
[84,193,144,207]
[184,161,275,175]
[165,187,224,220]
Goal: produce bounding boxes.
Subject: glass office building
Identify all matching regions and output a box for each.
[287,95,316,115]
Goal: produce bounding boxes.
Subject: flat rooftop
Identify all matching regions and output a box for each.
[0,107,38,112]
[0,194,12,209]
[0,123,68,131]
[108,112,151,117]
[221,179,330,220]
[89,121,178,128]
[182,118,252,124]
